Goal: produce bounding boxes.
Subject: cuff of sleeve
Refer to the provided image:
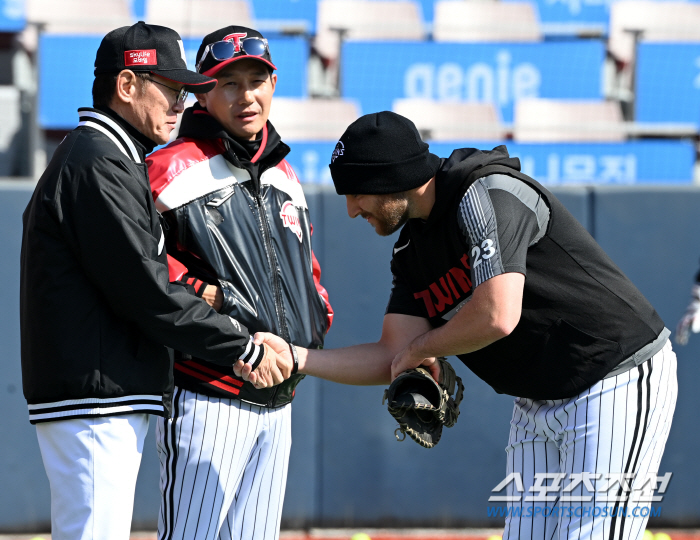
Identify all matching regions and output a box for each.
[239,336,263,371]
[182,274,206,297]
[290,343,299,375]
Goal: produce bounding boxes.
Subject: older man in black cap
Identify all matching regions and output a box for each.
[20,22,291,540]
[251,111,677,540]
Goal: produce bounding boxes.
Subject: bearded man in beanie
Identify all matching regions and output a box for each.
[146,26,333,540]
[20,22,293,540]
[250,112,678,540]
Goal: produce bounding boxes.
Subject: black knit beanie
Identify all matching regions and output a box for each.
[329,111,441,195]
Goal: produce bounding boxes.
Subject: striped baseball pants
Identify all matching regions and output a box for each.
[156,388,292,540]
[503,340,677,540]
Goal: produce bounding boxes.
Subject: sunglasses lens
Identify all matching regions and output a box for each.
[210,41,235,61]
[241,38,267,57]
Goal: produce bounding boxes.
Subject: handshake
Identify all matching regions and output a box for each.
[233,332,299,389]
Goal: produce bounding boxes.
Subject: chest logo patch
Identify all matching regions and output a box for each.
[280,201,303,242]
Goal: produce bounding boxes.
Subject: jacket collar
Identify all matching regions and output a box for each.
[77,107,156,164]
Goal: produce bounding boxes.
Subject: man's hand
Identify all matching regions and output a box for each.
[254,332,292,357]
[391,341,439,382]
[232,335,293,388]
[201,284,223,312]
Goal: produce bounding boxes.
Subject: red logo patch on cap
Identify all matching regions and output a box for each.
[124,49,157,67]
[222,32,247,53]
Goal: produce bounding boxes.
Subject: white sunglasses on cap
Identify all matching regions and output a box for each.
[196,37,270,72]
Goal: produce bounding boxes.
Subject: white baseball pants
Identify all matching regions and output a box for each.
[156,387,292,540]
[502,340,677,540]
[35,413,150,540]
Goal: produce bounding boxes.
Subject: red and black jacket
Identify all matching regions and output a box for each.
[147,104,333,407]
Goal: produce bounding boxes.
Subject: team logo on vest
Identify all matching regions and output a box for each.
[413,254,473,318]
[331,141,344,163]
[279,201,303,242]
[223,32,248,52]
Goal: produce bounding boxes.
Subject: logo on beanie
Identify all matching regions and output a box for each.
[331,141,344,163]
[223,32,248,53]
[279,201,303,242]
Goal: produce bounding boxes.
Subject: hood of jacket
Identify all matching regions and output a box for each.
[427,145,522,226]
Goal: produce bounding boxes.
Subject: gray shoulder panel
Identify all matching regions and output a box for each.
[482,174,550,246]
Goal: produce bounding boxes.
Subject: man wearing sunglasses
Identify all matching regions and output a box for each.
[21,21,294,540]
[147,25,333,540]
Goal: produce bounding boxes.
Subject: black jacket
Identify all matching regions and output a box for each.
[21,107,256,424]
[147,104,332,407]
[387,146,665,400]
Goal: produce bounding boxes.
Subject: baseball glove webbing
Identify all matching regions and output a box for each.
[383,357,464,449]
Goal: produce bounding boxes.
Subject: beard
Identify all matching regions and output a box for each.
[362,194,410,236]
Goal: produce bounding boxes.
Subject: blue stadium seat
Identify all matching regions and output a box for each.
[502,0,608,37]
[0,0,25,32]
[635,42,700,126]
[39,35,102,129]
[250,0,317,36]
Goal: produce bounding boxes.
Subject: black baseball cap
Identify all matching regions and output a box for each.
[196,26,276,77]
[94,21,217,93]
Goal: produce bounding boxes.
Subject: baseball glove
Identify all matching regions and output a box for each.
[382,357,464,449]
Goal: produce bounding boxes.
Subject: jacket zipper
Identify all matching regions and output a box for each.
[252,175,291,408]
[223,139,294,407]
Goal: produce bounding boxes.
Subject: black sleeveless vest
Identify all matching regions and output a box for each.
[391,147,664,400]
